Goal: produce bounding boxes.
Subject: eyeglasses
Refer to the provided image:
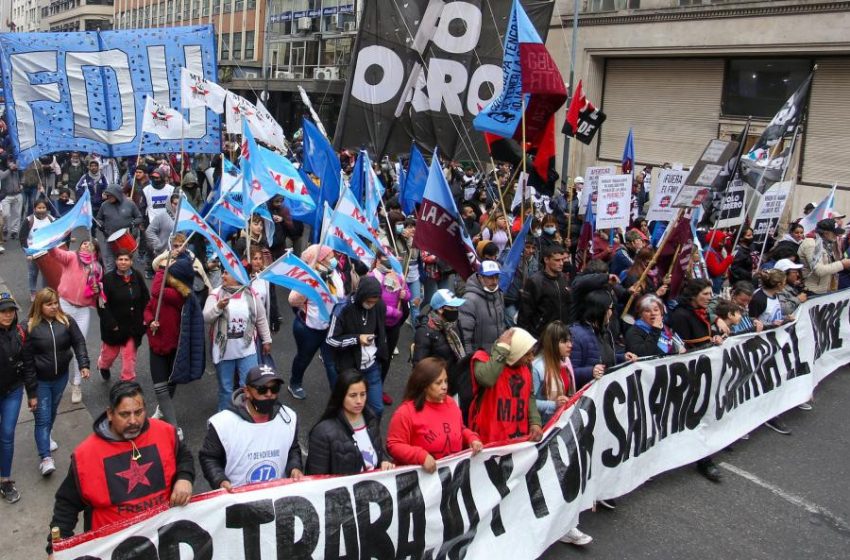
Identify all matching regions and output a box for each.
[252,384,281,396]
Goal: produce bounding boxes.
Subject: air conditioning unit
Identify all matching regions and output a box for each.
[313,67,339,80]
[297,16,312,31]
[242,70,259,78]
[328,14,341,29]
[343,21,356,32]
[275,70,295,79]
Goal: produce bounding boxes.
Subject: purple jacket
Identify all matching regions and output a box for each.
[369,270,410,328]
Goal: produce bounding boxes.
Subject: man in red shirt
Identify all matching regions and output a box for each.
[47,382,194,554]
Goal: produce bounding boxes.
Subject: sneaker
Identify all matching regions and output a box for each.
[697,459,722,483]
[70,384,82,404]
[382,392,394,405]
[0,245,5,254]
[559,527,592,546]
[764,419,792,435]
[393,347,399,356]
[151,405,163,419]
[49,438,58,452]
[798,402,813,411]
[39,457,56,477]
[288,385,306,400]
[176,427,184,442]
[597,498,616,510]
[99,368,111,381]
[0,480,21,504]
[740,432,750,440]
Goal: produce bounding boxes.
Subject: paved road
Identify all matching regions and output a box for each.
[2,232,849,559]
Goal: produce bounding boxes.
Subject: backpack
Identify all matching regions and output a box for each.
[448,349,486,426]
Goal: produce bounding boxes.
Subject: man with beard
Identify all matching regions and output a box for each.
[199,365,303,490]
[61,152,86,191]
[798,219,850,295]
[461,202,481,241]
[47,382,194,553]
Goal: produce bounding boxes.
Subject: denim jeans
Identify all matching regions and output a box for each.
[362,362,383,418]
[59,298,90,386]
[407,278,422,327]
[27,260,42,296]
[290,317,337,389]
[0,386,23,477]
[34,373,68,460]
[215,353,259,411]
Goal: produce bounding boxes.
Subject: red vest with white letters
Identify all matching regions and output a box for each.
[468,350,533,444]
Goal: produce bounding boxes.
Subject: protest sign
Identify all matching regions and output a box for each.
[0,26,220,166]
[673,139,739,208]
[595,174,632,231]
[752,181,792,252]
[55,289,850,560]
[646,169,686,222]
[714,180,749,228]
[579,165,615,213]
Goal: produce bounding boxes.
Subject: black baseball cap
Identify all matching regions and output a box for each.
[817,218,845,236]
[0,292,19,312]
[246,364,284,386]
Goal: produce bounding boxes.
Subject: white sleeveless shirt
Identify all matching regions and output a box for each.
[208,405,297,487]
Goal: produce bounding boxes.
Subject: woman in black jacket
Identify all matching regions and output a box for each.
[0,293,37,503]
[413,289,466,371]
[23,288,90,477]
[95,249,150,382]
[624,295,685,358]
[305,369,393,476]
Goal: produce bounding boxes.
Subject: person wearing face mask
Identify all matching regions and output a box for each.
[414,289,466,371]
[798,219,850,295]
[729,226,755,285]
[288,244,346,400]
[20,199,55,299]
[47,382,194,554]
[368,253,410,405]
[458,260,506,355]
[468,327,543,444]
[203,269,273,412]
[389,216,423,326]
[200,365,303,490]
[326,276,388,418]
[538,215,563,255]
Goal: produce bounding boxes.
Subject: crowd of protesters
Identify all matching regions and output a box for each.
[0,133,846,552]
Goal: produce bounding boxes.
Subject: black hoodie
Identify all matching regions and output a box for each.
[0,316,36,398]
[326,276,388,371]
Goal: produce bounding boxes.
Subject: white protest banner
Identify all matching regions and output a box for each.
[54,289,850,560]
[646,169,686,222]
[714,180,748,228]
[752,181,792,252]
[579,165,615,213]
[595,174,632,231]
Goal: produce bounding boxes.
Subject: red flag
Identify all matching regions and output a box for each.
[563,80,584,136]
[533,115,556,181]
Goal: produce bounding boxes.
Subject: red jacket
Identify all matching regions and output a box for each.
[705,247,734,278]
[143,270,186,355]
[387,398,479,465]
[469,350,534,444]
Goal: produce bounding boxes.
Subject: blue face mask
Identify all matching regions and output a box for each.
[327,257,338,270]
[544,226,557,235]
[395,223,404,234]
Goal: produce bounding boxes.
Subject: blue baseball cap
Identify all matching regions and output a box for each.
[479,260,501,276]
[431,289,465,310]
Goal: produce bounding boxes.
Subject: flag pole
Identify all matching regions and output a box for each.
[151,191,183,332]
[559,0,580,194]
[520,95,528,226]
[489,156,513,246]
[566,180,574,246]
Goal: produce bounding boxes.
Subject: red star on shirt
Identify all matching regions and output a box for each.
[115,459,153,494]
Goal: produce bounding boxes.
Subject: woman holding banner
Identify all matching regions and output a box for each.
[625,295,685,358]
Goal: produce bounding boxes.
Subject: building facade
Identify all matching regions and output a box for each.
[42,0,114,32]
[548,0,850,217]
[10,0,44,32]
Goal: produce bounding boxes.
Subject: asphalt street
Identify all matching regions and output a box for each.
[1,232,849,559]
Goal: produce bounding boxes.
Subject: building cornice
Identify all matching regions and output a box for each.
[562,1,850,28]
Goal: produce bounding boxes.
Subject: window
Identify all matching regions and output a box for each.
[244,31,255,59]
[586,0,638,11]
[722,58,812,118]
[232,31,242,59]
[221,33,231,60]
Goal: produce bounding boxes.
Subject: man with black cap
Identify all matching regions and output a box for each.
[199,364,303,490]
[798,218,850,295]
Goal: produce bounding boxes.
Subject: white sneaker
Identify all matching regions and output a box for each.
[151,406,163,419]
[176,427,184,442]
[39,457,56,477]
[0,245,5,254]
[560,527,593,546]
[50,438,58,452]
[70,384,82,404]
[393,347,399,356]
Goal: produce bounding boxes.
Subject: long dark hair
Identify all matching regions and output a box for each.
[318,369,367,422]
[680,278,712,307]
[404,357,447,411]
[581,290,614,332]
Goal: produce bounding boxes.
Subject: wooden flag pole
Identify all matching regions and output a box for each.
[151,189,184,332]
[489,157,514,246]
[520,95,527,226]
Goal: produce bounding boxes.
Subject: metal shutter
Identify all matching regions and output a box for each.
[802,58,850,186]
[599,58,724,166]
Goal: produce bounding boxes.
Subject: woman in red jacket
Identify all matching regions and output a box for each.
[387,357,483,473]
[704,230,733,293]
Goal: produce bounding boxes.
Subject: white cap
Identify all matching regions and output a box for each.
[773,258,803,272]
[574,176,585,184]
[479,260,501,276]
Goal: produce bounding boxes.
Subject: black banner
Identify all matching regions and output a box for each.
[334,0,554,160]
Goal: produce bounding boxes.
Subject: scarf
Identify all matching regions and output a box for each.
[634,319,684,355]
[78,251,106,305]
[428,311,464,360]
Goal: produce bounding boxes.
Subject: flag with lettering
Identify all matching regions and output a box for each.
[562,80,606,145]
[141,95,189,139]
[175,193,250,285]
[413,153,479,279]
[258,252,335,322]
[25,190,92,255]
[473,0,567,145]
[322,204,377,266]
[337,188,382,245]
[180,67,226,113]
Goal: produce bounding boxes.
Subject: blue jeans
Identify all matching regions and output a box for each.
[0,387,23,478]
[362,362,383,418]
[34,373,68,460]
[215,353,259,412]
[290,317,337,389]
[407,278,422,327]
[28,259,41,296]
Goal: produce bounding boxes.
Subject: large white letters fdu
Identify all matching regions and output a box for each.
[10,45,207,150]
[351,0,502,116]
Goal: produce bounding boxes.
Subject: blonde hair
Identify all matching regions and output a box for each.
[28,288,69,330]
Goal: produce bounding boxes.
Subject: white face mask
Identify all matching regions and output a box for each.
[483,285,499,293]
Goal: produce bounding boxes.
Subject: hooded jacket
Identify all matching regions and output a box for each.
[199,389,302,488]
[0,316,36,398]
[98,267,150,346]
[96,184,142,237]
[22,316,89,382]
[326,277,388,371]
[306,407,387,475]
[458,274,506,354]
[144,203,175,255]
